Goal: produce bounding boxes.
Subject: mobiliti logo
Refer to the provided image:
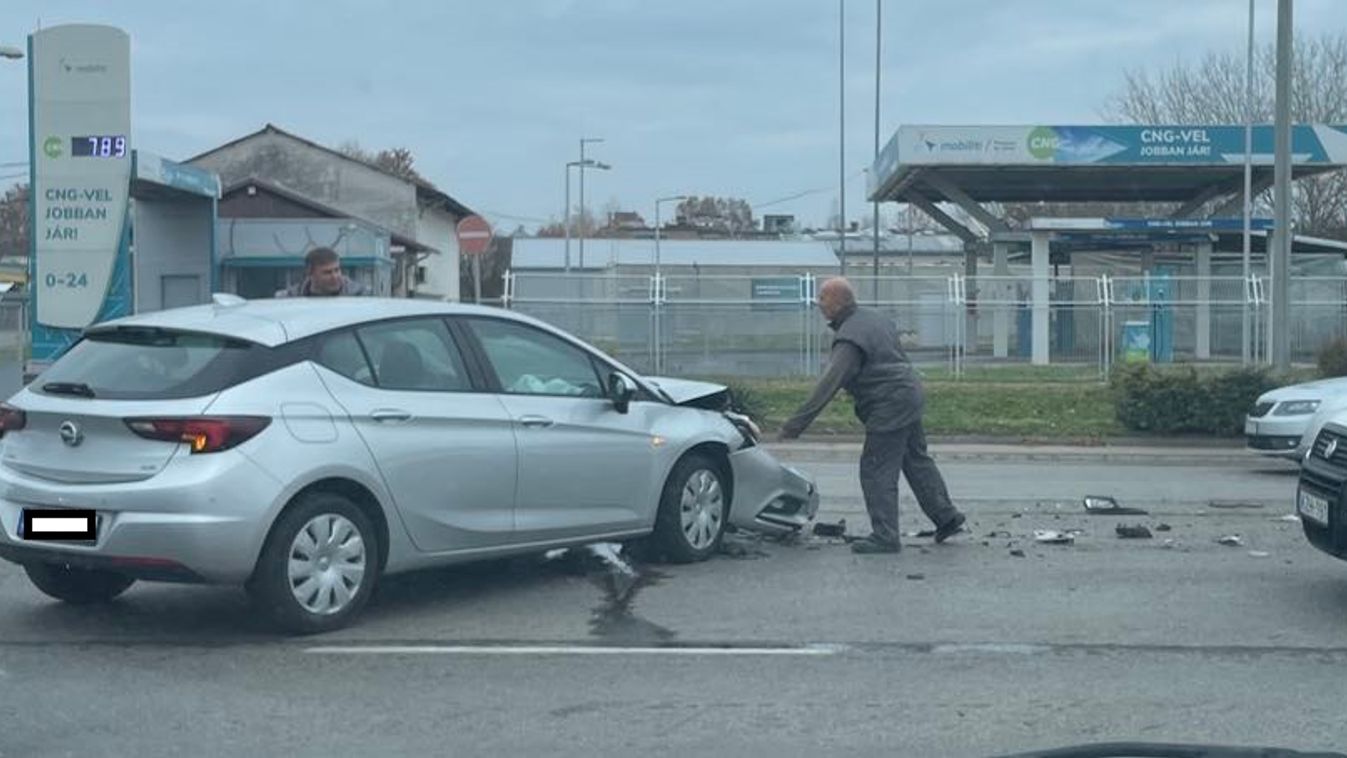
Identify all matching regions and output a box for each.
[1027,126,1059,160]
[42,137,63,159]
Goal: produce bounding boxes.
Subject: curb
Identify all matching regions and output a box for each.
[765,445,1283,467]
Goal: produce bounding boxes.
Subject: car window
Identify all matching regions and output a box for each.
[35,328,267,400]
[316,330,374,386]
[356,319,471,392]
[467,318,604,398]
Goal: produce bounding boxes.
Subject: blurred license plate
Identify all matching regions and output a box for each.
[19,509,98,541]
[1245,419,1258,435]
[1298,490,1330,526]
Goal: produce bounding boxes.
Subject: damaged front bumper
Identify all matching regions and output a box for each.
[727,445,820,536]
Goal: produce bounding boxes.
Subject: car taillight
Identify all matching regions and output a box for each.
[0,404,26,436]
[124,416,271,453]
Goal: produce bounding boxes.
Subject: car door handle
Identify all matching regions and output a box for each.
[370,409,413,423]
[518,415,554,429]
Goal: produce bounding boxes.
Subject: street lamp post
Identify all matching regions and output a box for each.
[578,137,605,269]
[652,195,687,375]
[564,159,610,272]
[654,195,688,277]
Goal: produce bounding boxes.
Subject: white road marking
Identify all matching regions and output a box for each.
[305,644,844,657]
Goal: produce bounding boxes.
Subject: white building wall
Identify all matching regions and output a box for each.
[415,207,462,300]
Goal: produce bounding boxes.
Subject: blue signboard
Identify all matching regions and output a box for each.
[870,123,1347,195]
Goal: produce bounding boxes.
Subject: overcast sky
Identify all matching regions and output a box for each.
[2,0,1344,230]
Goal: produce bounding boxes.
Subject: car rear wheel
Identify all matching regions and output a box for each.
[24,563,135,605]
[247,492,380,635]
[653,453,728,563]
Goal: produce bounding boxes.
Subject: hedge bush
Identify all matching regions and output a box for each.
[1318,338,1347,378]
[723,381,768,420]
[1110,364,1282,436]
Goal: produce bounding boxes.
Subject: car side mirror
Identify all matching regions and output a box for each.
[609,372,636,414]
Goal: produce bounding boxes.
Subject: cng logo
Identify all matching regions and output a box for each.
[42,137,63,159]
[1027,126,1059,160]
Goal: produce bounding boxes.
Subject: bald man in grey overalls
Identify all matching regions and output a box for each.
[779,277,965,554]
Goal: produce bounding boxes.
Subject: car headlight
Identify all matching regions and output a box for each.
[1275,400,1321,416]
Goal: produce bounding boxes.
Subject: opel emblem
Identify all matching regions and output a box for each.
[1326,438,1339,459]
[59,421,83,448]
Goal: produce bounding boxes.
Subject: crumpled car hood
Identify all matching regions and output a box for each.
[643,376,730,409]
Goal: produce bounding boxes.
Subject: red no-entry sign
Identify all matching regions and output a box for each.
[456,215,493,256]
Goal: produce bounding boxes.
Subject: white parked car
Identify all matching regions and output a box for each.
[1246,377,1347,459]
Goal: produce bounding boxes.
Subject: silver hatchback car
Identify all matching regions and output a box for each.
[0,298,818,633]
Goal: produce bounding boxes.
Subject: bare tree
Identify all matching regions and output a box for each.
[0,183,28,259]
[337,140,429,184]
[1104,32,1347,238]
[675,196,756,235]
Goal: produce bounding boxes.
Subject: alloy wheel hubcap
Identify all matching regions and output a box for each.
[680,469,724,550]
[287,513,366,615]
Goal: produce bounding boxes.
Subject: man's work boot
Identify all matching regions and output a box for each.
[934,512,966,544]
[851,536,901,555]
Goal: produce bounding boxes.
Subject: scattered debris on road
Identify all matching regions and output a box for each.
[1010,549,1027,558]
[1216,535,1245,547]
[1209,500,1264,510]
[1155,523,1173,532]
[813,519,847,538]
[906,573,925,581]
[719,534,771,560]
[986,530,1013,539]
[1275,514,1302,523]
[1249,551,1271,558]
[1083,495,1149,516]
[1033,530,1074,545]
[1116,524,1153,539]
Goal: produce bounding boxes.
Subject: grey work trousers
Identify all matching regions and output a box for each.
[859,421,960,545]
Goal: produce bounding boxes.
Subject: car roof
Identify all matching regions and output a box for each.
[89,298,529,347]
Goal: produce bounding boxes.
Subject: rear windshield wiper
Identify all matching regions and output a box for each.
[42,382,97,398]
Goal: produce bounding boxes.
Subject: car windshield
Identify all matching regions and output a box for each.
[35,328,259,400]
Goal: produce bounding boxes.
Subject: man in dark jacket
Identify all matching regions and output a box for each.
[276,247,371,298]
[779,277,965,554]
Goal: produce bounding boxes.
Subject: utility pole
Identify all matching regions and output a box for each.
[1271,0,1293,371]
[872,0,881,303]
[1240,0,1255,365]
[838,0,846,276]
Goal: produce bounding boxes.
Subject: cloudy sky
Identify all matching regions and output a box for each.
[1,0,1343,230]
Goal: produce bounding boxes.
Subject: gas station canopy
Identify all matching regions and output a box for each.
[865,124,1347,367]
[869,124,1347,207]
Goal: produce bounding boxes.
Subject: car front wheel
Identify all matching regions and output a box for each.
[247,492,380,635]
[653,453,729,563]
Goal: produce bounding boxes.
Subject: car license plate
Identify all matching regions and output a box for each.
[1245,419,1258,435]
[1298,489,1330,526]
[19,508,98,541]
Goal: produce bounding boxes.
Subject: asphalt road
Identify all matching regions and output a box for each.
[2,446,1345,757]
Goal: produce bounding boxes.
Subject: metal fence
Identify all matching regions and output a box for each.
[0,294,27,399]
[500,270,1344,379]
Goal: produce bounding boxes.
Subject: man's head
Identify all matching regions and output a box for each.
[304,247,344,295]
[817,277,857,322]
